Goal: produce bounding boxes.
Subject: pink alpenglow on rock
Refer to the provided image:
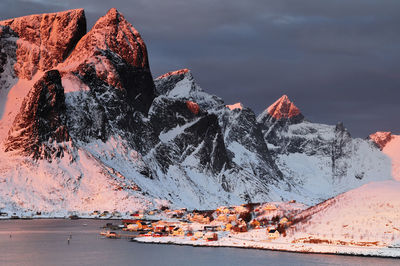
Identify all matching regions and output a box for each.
[0,9,86,80]
[186,100,200,115]
[156,69,190,80]
[63,8,149,70]
[369,131,393,150]
[267,95,301,120]
[226,103,243,111]
[370,132,400,180]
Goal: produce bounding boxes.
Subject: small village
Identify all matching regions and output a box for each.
[100,201,304,243]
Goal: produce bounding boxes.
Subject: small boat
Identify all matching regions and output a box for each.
[100,231,119,239]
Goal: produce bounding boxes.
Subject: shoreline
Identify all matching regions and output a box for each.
[133,236,400,259]
[2,218,400,259]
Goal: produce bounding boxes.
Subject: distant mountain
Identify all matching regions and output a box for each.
[0,8,395,216]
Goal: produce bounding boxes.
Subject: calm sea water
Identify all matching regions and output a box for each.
[0,219,398,266]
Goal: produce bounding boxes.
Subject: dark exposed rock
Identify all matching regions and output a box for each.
[147,96,230,174]
[154,69,224,110]
[59,8,156,143]
[4,70,70,160]
[257,95,304,151]
[0,26,18,90]
[221,106,283,181]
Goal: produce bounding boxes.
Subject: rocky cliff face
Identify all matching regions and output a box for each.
[4,70,71,160]
[0,9,86,80]
[60,8,155,144]
[0,26,18,91]
[257,95,305,151]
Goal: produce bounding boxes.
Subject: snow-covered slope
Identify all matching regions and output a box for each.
[290,180,400,247]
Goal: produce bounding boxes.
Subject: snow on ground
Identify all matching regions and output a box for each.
[288,180,400,247]
[159,118,201,143]
[136,232,400,258]
[0,137,156,217]
[0,73,43,142]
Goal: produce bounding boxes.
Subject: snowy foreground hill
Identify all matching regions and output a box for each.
[0,8,399,216]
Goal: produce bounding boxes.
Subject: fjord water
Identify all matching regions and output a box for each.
[0,220,398,266]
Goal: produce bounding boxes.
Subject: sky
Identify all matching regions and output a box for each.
[1,0,399,137]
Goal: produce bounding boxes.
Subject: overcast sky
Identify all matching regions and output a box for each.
[1,0,399,137]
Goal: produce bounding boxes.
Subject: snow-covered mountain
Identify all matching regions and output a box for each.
[257,95,392,202]
[0,8,396,215]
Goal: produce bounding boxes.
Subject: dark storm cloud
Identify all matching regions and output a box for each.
[1,0,399,137]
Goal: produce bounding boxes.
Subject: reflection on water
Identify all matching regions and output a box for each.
[0,219,399,266]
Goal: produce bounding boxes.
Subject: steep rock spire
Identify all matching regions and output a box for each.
[64,8,148,69]
[266,95,302,120]
[257,94,304,125]
[60,8,155,115]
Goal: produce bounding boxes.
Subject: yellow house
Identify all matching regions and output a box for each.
[228,214,236,222]
[172,228,184,236]
[127,222,142,231]
[268,229,280,239]
[225,223,233,231]
[217,214,228,222]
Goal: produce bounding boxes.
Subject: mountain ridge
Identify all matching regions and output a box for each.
[0,9,396,215]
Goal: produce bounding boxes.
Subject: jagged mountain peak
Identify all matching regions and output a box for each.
[0,9,86,80]
[267,94,302,120]
[154,68,224,109]
[156,68,191,80]
[59,8,156,117]
[63,8,149,70]
[369,131,393,150]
